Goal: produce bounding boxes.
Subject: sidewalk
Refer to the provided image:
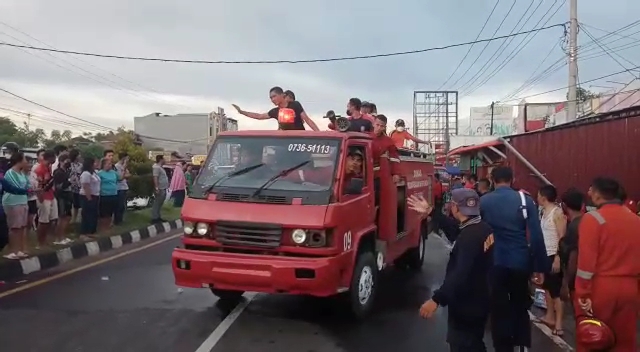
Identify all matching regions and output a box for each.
[0,206,183,281]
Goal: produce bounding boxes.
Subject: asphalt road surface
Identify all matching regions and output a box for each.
[0,233,573,352]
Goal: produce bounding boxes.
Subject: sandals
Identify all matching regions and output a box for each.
[534,317,565,337]
[553,329,565,337]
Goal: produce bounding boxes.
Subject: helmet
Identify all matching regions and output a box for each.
[395,119,406,127]
[576,316,615,351]
[1,142,20,154]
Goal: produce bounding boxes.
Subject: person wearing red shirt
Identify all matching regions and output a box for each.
[372,115,400,182]
[34,150,58,246]
[389,119,429,149]
[575,177,640,352]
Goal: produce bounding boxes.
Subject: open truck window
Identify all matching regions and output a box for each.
[191,136,340,201]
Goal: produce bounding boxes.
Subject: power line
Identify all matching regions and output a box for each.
[463,0,566,97]
[446,0,520,89]
[0,21,196,110]
[456,0,542,94]
[0,87,204,144]
[499,66,640,103]
[579,22,640,42]
[437,0,501,90]
[501,20,640,101]
[0,24,565,64]
[579,25,638,75]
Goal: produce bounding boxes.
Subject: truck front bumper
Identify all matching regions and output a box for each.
[171,248,351,297]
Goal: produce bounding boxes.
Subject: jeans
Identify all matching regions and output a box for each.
[490,266,533,351]
[151,189,166,220]
[0,213,8,251]
[114,190,128,225]
[172,189,186,207]
[80,196,99,234]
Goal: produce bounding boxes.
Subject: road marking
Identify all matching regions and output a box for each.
[0,232,183,299]
[195,292,257,352]
[528,311,574,350]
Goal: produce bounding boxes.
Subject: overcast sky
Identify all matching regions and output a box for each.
[0,0,639,138]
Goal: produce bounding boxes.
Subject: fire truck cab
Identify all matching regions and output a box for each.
[172,130,435,318]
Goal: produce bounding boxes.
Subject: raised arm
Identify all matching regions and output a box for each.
[300,111,319,131]
[232,104,270,120]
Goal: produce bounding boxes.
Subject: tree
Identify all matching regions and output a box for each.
[112,128,147,163]
[0,117,19,148]
[77,143,105,159]
[567,87,601,102]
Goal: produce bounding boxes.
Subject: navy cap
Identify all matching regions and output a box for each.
[450,188,480,216]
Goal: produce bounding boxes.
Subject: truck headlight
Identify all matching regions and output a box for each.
[184,221,194,235]
[291,229,307,244]
[196,223,209,236]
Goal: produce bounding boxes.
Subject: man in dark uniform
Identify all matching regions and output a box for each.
[409,188,494,351]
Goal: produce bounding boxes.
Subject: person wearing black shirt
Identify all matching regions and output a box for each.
[344,98,373,133]
[410,188,494,352]
[558,188,584,301]
[232,86,319,131]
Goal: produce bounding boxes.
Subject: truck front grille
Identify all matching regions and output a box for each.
[214,221,282,248]
[217,193,288,204]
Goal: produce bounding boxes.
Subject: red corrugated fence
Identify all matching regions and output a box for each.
[506,112,640,201]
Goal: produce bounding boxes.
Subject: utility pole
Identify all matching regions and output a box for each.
[207,110,216,152]
[489,102,495,135]
[567,0,579,121]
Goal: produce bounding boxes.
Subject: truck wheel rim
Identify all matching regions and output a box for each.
[358,266,374,305]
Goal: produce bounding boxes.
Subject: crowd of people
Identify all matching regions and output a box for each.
[411,166,639,351]
[0,145,192,260]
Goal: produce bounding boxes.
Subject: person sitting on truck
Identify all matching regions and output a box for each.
[372,115,400,184]
[231,86,320,131]
[344,147,363,180]
[327,98,374,132]
[389,119,430,149]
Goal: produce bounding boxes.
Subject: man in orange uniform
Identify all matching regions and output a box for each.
[389,119,430,149]
[575,177,640,352]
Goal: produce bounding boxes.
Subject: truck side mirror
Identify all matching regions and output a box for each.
[344,178,364,195]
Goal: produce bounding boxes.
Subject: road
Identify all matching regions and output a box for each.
[0,233,570,352]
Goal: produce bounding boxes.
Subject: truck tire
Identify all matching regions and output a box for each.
[210,288,244,301]
[405,231,427,271]
[347,250,378,319]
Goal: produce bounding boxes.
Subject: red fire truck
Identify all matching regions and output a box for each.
[172,130,435,318]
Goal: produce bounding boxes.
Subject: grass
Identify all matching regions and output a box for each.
[1,204,182,257]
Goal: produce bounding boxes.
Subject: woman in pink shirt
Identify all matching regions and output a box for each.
[169,162,187,207]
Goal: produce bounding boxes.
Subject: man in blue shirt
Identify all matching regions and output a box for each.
[479,166,547,352]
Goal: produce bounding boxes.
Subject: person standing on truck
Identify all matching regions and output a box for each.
[479,166,547,352]
[410,189,494,352]
[231,86,320,131]
[574,177,640,352]
[389,119,429,149]
[284,90,295,103]
[328,98,374,132]
[372,115,400,183]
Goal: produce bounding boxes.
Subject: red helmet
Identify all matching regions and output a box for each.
[576,316,615,351]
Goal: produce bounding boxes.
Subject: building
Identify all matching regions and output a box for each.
[133,112,238,155]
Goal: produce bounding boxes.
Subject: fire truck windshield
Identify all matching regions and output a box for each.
[194,136,340,194]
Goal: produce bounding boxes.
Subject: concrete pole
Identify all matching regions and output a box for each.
[567,0,578,121]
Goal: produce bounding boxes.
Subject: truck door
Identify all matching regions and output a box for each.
[338,143,375,228]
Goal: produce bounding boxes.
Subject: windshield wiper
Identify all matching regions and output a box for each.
[251,160,311,198]
[203,163,265,194]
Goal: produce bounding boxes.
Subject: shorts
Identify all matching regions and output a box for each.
[99,195,118,218]
[27,200,38,215]
[72,192,82,209]
[37,199,59,224]
[542,255,563,298]
[56,192,73,218]
[3,204,29,229]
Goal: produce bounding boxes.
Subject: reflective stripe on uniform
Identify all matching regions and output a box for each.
[373,166,381,171]
[389,157,400,163]
[587,210,606,224]
[576,269,594,280]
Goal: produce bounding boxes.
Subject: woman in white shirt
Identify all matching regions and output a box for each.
[536,185,567,336]
[79,157,101,238]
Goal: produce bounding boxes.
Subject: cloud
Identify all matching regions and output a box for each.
[0,0,638,139]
